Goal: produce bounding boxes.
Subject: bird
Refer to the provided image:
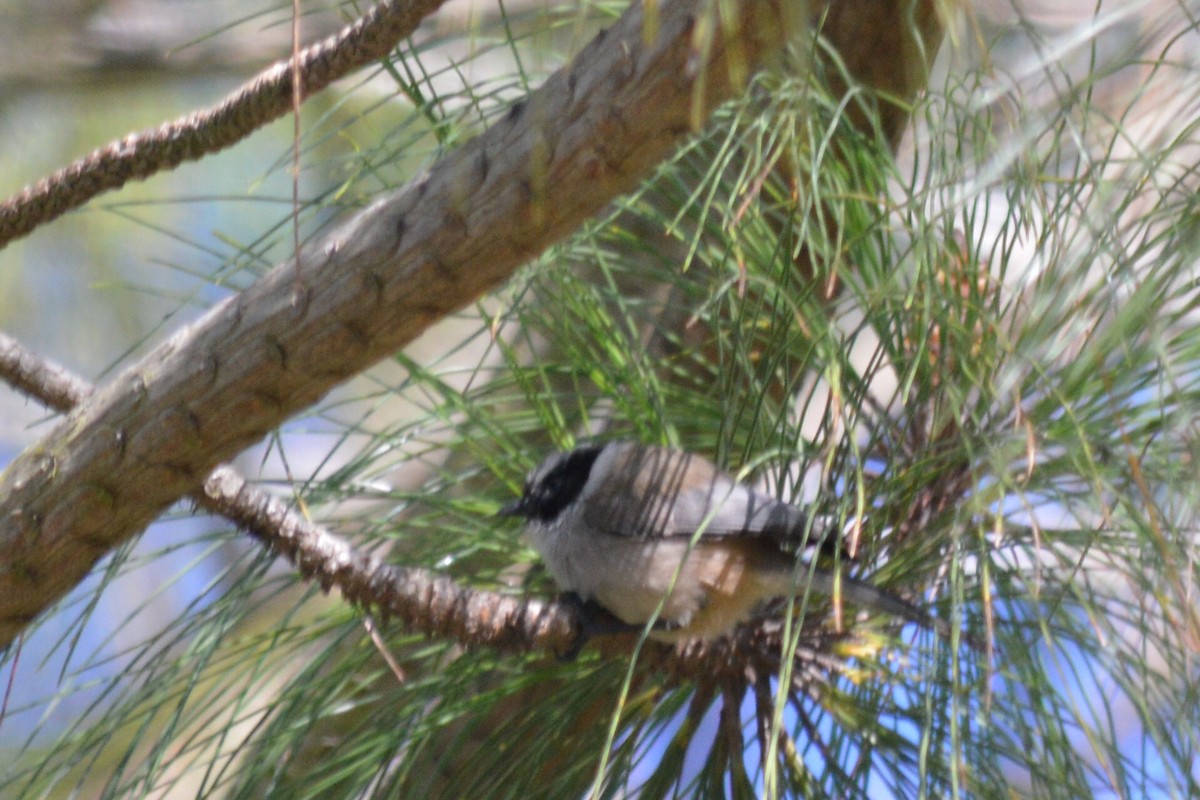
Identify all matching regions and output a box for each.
[500,441,960,645]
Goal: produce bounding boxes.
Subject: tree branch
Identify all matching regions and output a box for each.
[0,0,451,249]
[0,0,803,649]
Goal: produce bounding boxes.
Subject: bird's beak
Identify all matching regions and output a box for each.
[496,499,524,518]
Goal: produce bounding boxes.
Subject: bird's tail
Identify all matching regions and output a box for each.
[789,567,981,651]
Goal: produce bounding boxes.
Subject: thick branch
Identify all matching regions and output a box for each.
[0,0,450,249]
[0,0,802,648]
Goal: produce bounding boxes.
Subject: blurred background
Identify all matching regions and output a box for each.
[1,0,1198,796]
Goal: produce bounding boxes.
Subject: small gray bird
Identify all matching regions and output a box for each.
[501,441,955,643]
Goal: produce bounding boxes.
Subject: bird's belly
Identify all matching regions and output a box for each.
[537,530,788,640]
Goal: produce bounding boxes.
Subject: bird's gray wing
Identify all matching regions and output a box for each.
[666,476,836,550]
[583,444,832,548]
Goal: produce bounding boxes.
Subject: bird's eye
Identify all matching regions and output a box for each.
[521,446,601,521]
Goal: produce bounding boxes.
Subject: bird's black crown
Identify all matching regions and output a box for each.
[510,445,603,523]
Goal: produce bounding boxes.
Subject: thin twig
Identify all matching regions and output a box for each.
[0,0,450,249]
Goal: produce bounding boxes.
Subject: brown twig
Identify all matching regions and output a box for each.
[0,0,450,250]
